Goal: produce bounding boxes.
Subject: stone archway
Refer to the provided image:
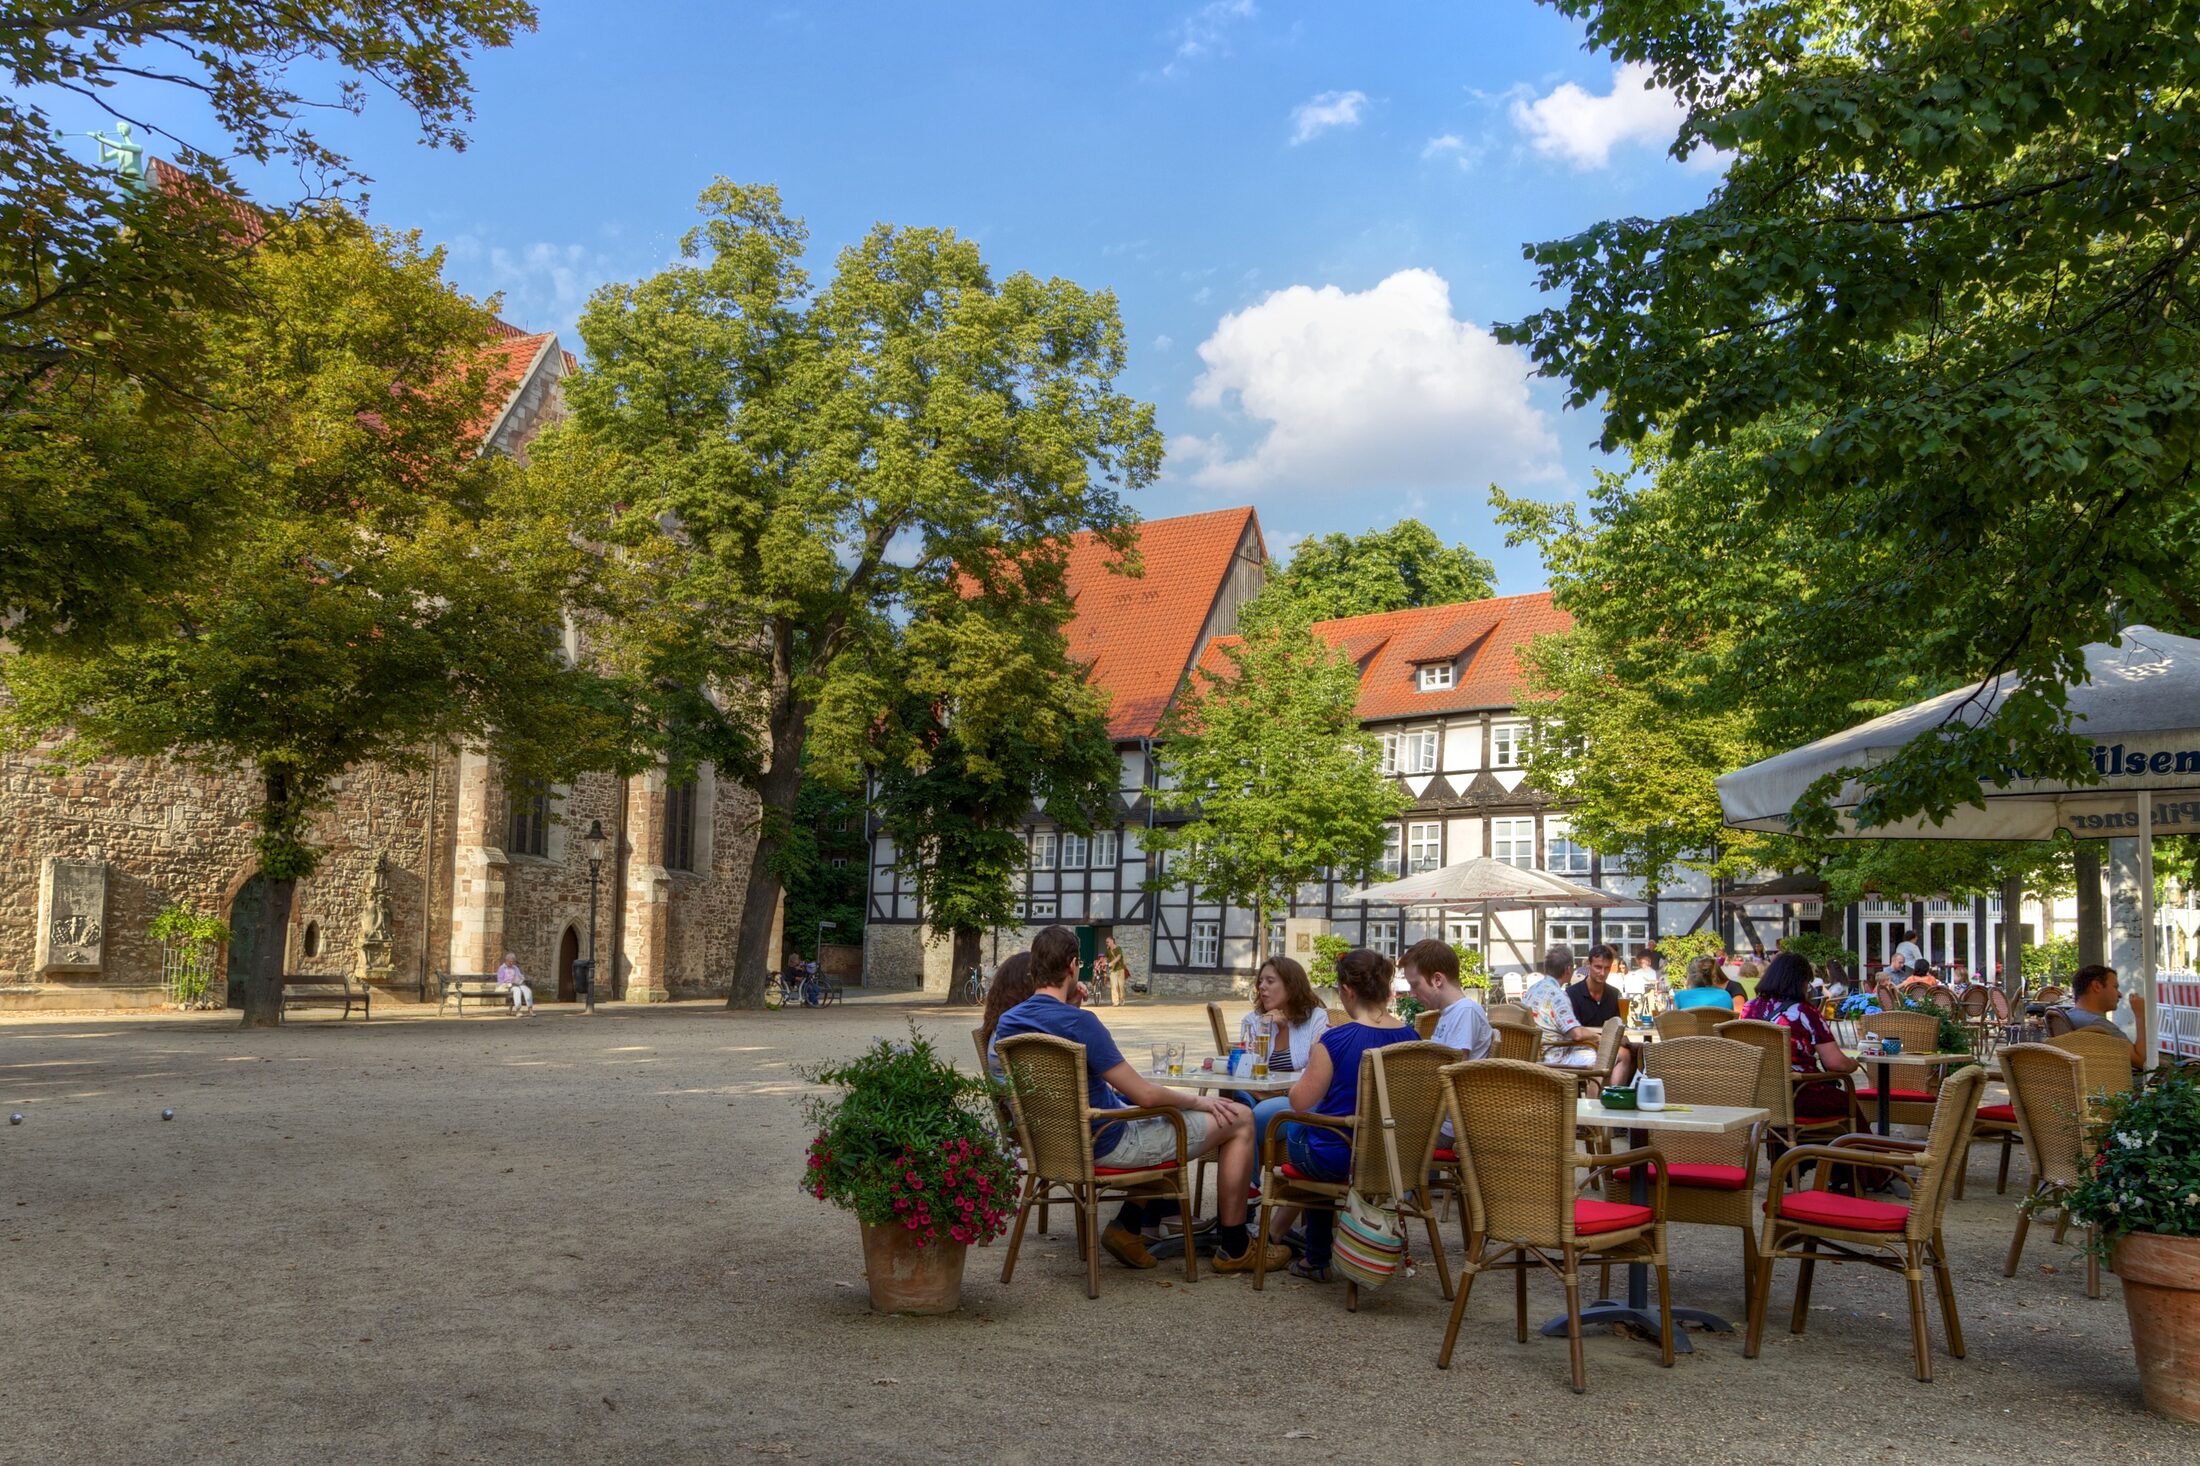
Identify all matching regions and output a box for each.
[557,925,580,1004]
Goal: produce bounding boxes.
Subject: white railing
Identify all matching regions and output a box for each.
[2156,973,2200,1061]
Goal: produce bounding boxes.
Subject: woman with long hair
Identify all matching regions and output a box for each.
[978,951,1036,1061]
[1742,950,1858,1118]
[1237,954,1330,1165]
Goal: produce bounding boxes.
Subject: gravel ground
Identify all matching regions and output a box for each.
[0,995,2187,1465]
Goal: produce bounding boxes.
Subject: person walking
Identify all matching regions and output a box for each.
[1104,936,1129,1006]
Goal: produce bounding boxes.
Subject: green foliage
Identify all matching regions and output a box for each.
[2,4,536,636]
[774,773,868,960]
[1506,0,2200,833]
[2063,1068,2200,1248]
[1311,934,1352,979]
[149,903,231,1007]
[1659,930,1726,976]
[1897,995,1973,1057]
[2023,934,2082,982]
[1394,993,1427,1022]
[1457,946,1489,990]
[1781,932,1858,978]
[1261,519,1496,623]
[800,1029,1016,1248]
[1145,609,1407,933]
[546,180,1162,1004]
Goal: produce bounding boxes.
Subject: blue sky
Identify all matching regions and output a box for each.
[65,2,1724,591]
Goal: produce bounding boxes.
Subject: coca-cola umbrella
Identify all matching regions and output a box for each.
[1716,624,2200,1067]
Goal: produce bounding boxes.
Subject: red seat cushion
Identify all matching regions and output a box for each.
[1573,1198,1655,1235]
[1093,1161,1180,1176]
[1771,1190,1909,1232]
[1610,1163,1750,1191]
[1431,1148,1458,1163]
[1976,1103,2016,1123]
[1853,1086,1934,1103]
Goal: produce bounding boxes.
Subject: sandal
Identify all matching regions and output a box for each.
[1288,1257,1332,1283]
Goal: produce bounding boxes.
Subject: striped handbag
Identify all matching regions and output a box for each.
[1332,1185,1406,1288]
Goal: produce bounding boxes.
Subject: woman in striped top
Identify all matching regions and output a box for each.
[1241,955,1329,1161]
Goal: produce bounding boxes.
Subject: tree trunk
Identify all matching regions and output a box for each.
[729,674,810,1009]
[2002,876,2026,995]
[947,926,983,1005]
[2076,844,2106,969]
[238,875,296,1029]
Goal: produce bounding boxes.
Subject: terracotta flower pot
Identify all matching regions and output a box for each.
[2113,1232,2200,1424]
[859,1220,968,1315]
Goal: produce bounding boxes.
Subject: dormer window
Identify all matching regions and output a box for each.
[1418,662,1455,692]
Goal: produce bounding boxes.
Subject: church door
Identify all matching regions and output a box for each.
[557,926,580,1003]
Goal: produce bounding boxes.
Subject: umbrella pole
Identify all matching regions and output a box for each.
[2141,792,2159,1070]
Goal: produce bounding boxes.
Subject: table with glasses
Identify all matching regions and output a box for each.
[1149,1068,1298,1096]
[1549,1099,1768,1354]
[1842,1050,1977,1135]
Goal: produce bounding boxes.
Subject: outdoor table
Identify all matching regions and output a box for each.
[1841,1051,1976,1136]
[1549,1099,1768,1355]
[1148,1068,1297,1096]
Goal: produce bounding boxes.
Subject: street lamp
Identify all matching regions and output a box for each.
[582,819,609,1014]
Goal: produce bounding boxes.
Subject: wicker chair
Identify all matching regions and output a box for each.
[971,1026,1047,1239]
[1253,1041,1457,1310]
[1434,1058,1673,1393]
[1655,1007,1727,1040]
[1414,1010,1440,1039]
[993,1033,1197,1298]
[2042,1006,2077,1037]
[1999,1043,2100,1298]
[1746,1065,1987,1382]
[1488,1001,1529,1027]
[1206,1003,1233,1057]
[1716,1017,1859,1176]
[1491,1021,1544,1063]
[1856,1010,1945,1127]
[2048,1026,2138,1103]
[1960,986,1995,1056]
[1327,1006,1348,1029]
[1625,1036,1766,1306]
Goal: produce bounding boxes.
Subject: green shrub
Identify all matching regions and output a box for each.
[1659,930,1724,974]
[1896,993,1972,1056]
[1781,931,1858,976]
[2022,934,2080,982]
[2064,1067,2200,1251]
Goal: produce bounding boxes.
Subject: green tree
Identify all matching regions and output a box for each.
[1506,0,2200,833]
[1144,609,1407,946]
[1,210,623,1027]
[551,181,1163,1007]
[1267,519,1496,622]
[815,584,1121,996]
[2,5,537,646]
[775,771,869,967]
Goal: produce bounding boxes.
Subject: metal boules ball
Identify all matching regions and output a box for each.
[160,1108,175,1121]
[8,1113,21,1125]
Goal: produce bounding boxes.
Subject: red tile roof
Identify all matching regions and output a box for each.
[1309,592,1571,721]
[1064,506,1262,739]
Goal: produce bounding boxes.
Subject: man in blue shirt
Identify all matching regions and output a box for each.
[994,926,1285,1274]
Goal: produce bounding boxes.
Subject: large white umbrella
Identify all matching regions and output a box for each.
[1716,624,2197,1066]
[1342,856,1624,909]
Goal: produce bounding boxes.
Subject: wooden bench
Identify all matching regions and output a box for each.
[278,971,370,1021]
[435,971,514,1016]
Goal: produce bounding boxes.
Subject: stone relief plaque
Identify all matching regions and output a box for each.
[36,858,109,973]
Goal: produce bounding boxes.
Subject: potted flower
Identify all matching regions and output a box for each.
[801,1029,1016,1315]
[2064,1066,2200,1422]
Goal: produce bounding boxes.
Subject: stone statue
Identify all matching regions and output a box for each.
[357,851,396,984]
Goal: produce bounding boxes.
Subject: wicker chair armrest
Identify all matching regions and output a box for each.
[1825,1132,1928,1154]
[1765,1141,1917,1194]
[1581,1144,1668,1213]
[1259,1109,1352,1167]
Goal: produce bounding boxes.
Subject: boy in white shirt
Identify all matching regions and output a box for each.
[1403,939,1492,1060]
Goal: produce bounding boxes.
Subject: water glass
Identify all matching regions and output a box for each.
[1150,1043,1169,1076]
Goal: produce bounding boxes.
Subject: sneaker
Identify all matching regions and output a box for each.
[1101,1224,1157,1269]
[1143,1214,1218,1241]
[1209,1240,1292,1275]
[1288,1256,1333,1283]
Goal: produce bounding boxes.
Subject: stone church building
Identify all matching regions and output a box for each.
[0,321,763,1011]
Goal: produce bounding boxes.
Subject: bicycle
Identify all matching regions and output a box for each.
[964,964,989,1006]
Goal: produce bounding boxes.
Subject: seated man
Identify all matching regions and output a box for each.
[1522,945,1629,1080]
[2060,963,2146,1068]
[992,925,1287,1274]
[1403,938,1492,1062]
[1563,942,1635,1085]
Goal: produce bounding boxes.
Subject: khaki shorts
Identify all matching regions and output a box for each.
[1095,1111,1213,1169]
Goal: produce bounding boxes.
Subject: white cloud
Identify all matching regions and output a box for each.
[1420,132,1484,171]
[448,234,617,339]
[1289,89,1368,145]
[1510,61,1688,169]
[1179,268,1561,498]
[1153,334,1174,352]
[1163,0,1256,77]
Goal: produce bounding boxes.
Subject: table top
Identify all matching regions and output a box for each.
[1843,1049,1978,1067]
[1573,1099,1765,1134]
[1149,1068,1298,1095]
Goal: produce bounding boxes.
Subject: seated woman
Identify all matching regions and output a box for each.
[1275,948,1420,1282]
[1671,955,1737,1011]
[977,952,1038,1074]
[1742,950,1859,1120]
[1238,955,1330,1158]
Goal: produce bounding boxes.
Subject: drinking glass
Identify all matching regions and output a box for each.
[1150,1043,1169,1076]
[1167,1042,1186,1077]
